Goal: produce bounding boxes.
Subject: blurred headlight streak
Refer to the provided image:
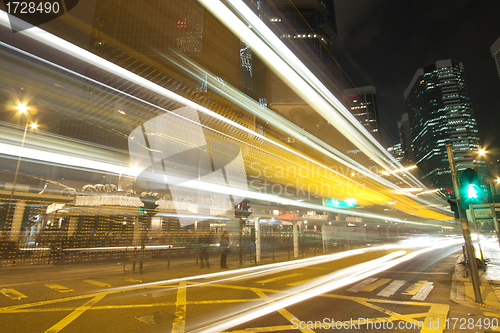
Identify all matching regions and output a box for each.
[198,0,444,205]
[156,50,449,213]
[0,136,451,225]
[193,237,462,333]
[0,10,451,220]
[200,0,394,171]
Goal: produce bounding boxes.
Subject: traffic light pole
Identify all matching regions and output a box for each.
[490,184,500,249]
[446,144,482,303]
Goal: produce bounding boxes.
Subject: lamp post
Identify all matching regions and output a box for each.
[6,104,37,242]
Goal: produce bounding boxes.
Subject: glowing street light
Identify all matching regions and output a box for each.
[16,103,28,114]
[478,149,486,155]
[8,103,38,241]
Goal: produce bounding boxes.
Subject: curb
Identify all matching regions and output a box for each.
[450,253,500,312]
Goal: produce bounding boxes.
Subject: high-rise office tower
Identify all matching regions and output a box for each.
[404,60,483,190]
[343,86,380,141]
[397,113,415,164]
[387,143,404,162]
[492,37,500,80]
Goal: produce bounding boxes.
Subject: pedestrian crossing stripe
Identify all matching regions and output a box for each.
[377,280,405,297]
[360,278,391,292]
[411,282,433,301]
[348,278,434,301]
[45,284,74,293]
[402,280,428,296]
[347,278,378,292]
[1,288,27,300]
[83,280,111,287]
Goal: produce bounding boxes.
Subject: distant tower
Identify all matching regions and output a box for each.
[344,86,380,141]
[397,113,415,164]
[404,60,483,190]
[387,143,404,162]
[491,37,500,79]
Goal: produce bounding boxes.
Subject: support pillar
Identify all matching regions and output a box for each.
[293,221,299,258]
[132,216,141,247]
[255,217,261,263]
[8,200,26,243]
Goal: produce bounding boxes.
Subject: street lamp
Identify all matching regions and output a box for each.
[11,104,37,195]
[6,103,37,241]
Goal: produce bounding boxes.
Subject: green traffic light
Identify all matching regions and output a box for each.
[466,184,479,199]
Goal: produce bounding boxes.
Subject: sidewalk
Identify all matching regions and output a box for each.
[451,237,500,311]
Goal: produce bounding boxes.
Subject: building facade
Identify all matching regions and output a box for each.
[387,143,404,162]
[404,59,483,190]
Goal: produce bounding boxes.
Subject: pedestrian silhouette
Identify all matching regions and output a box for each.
[220,231,230,269]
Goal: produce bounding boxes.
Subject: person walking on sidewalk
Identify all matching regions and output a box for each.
[198,232,211,269]
[219,231,230,269]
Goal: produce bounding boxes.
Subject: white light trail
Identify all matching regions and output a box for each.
[0,142,135,176]
[158,51,451,213]
[0,11,450,217]
[201,0,391,170]
[195,0,450,211]
[0,140,450,226]
[194,238,462,333]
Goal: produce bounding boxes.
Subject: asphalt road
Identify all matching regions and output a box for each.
[0,238,497,333]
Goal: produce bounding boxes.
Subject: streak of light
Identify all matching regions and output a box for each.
[0,140,451,225]
[106,247,370,295]
[194,1,450,212]
[416,189,440,196]
[0,36,385,207]
[156,213,231,220]
[399,188,423,192]
[0,12,452,219]
[194,238,462,333]
[179,178,453,226]
[157,50,450,213]
[0,11,351,186]
[0,142,135,176]
[0,42,451,219]
[202,0,397,172]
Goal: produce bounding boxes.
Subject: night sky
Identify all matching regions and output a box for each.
[332,0,500,151]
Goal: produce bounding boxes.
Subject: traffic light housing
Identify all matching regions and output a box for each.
[235,199,251,218]
[445,187,460,219]
[459,168,483,207]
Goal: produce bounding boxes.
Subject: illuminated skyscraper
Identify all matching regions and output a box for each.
[404,59,483,190]
[387,143,403,162]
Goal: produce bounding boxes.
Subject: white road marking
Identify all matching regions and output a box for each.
[377,280,406,297]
